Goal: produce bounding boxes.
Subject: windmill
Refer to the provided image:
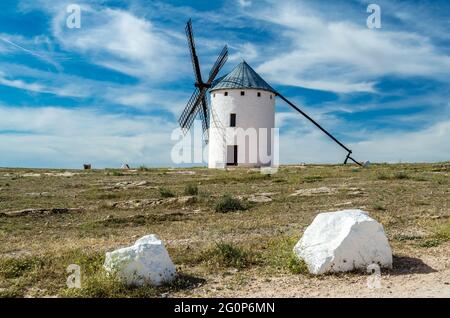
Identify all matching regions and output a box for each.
[178,19,228,143]
[179,19,362,167]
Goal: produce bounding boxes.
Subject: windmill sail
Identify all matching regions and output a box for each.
[179,19,228,142]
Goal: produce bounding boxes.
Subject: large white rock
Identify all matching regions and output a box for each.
[293,209,393,275]
[104,234,176,286]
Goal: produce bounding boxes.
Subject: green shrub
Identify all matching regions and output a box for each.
[393,171,409,180]
[184,184,198,196]
[418,239,441,248]
[287,254,309,274]
[215,195,246,213]
[376,172,390,180]
[303,175,323,183]
[200,243,255,269]
[159,187,175,198]
[0,257,43,279]
[436,219,450,241]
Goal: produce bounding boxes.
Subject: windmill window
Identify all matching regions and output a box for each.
[224,92,228,96]
[257,92,261,97]
[241,91,245,96]
[270,94,273,99]
[213,93,216,98]
[230,113,236,127]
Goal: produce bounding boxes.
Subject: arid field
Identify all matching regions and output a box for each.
[0,163,449,298]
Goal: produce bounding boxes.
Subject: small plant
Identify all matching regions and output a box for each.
[287,254,309,275]
[184,184,198,196]
[303,175,323,183]
[201,243,254,269]
[159,187,175,198]
[393,171,409,180]
[394,234,422,242]
[215,195,246,213]
[435,219,450,241]
[0,257,43,279]
[373,203,386,211]
[376,172,390,180]
[418,238,441,248]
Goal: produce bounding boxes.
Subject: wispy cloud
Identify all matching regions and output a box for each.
[0,105,178,168]
[249,1,450,93]
[51,5,187,81]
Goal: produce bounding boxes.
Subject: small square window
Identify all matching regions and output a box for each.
[224,92,228,96]
[270,94,273,99]
[213,93,216,98]
[257,92,261,97]
[241,91,245,96]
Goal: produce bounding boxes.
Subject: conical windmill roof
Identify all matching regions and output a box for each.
[210,61,276,93]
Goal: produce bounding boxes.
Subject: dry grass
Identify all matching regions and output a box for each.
[0,163,448,297]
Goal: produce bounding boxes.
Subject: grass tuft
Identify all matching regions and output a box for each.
[286,253,309,274]
[199,243,257,269]
[0,257,43,279]
[159,187,175,198]
[184,184,198,196]
[215,195,246,213]
[393,171,410,180]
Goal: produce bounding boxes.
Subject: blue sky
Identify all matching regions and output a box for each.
[0,0,449,168]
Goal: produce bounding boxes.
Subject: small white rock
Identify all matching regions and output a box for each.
[293,209,393,275]
[104,234,176,286]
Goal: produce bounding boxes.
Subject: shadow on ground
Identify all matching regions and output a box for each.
[390,255,437,275]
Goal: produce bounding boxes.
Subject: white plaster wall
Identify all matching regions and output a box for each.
[208,89,275,168]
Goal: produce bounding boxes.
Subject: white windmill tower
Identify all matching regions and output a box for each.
[208,61,276,168]
[179,20,362,168]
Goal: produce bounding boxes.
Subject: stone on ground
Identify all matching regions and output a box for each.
[104,234,176,286]
[293,209,392,275]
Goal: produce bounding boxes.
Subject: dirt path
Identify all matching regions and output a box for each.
[179,243,450,298]
[222,268,450,298]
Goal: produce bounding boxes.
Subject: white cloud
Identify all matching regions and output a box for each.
[237,0,252,8]
[279,118,450,164]
[251,1,450,93]
[51,6,187,81]
[0,105,179,168]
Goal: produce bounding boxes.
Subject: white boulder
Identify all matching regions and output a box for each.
[104,234,176,286]
[293,209,392,275]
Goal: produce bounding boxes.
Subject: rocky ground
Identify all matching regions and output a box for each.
[0,163,448,298]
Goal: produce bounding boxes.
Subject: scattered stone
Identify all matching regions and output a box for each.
[334,201,353,207]
[25,192,51,196]
[247,195,272,203]
[22,173,41,177]
[44,172,77,177]
[258,192,279,197]
[2,207,83,217]
[293,209,393,275]
[104,234,176,286]
[290,187,337,197]
[345,187,365,196]
[112,196,196,209]
[167,170,196,175]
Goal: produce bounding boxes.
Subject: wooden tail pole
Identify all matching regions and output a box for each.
[276,92,362,167]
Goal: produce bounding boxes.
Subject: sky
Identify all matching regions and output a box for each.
[0,0,449,168]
